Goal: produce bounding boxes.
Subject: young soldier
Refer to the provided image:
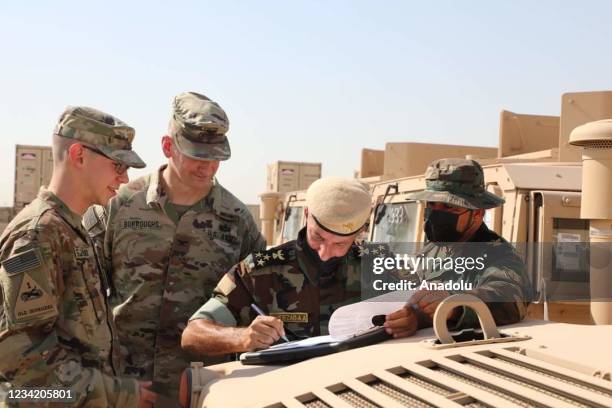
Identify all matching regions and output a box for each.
[0,107,156,406]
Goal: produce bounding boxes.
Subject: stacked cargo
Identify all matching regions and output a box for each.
[266,161,321,193]
[14,145,53,213]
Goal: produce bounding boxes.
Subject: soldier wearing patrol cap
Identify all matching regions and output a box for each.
[0,107,157,406]
[87,92,266,400]
[181,177,372,356]
[384,158,531,339]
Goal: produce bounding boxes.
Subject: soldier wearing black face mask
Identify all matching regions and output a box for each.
[383,158,532,339]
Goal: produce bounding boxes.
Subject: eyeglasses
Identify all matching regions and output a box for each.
[82,145,129,175]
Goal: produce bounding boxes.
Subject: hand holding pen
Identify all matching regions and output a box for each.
[250,303,289,342]
[241,309,287,350]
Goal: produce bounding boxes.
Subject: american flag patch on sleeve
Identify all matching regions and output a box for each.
[1,249,42,275]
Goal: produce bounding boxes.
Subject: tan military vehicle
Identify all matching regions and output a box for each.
[181,90,612,407]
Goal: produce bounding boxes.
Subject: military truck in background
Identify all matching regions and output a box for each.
[260,90,612,326]
[181,90,612,407]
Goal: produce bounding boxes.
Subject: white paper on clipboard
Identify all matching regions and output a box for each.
[328,290,413,340]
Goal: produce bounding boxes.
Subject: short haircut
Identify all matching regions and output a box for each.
[52,134,77,164]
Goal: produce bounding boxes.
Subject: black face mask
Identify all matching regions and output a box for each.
[424,207,470,243]
[300,229,343,277]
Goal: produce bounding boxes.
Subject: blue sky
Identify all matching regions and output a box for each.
[1,1,611,206]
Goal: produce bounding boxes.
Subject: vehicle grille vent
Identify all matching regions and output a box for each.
[430,364,535,408]
[363,377,435,408]
[574,140,612,149]
[280,347,612,407]
[492,352,612,398]
[336,386,380,408]
[395,369,454,396]
[296,393,331,408]
[302,400,331,408]
[458,359,591,408]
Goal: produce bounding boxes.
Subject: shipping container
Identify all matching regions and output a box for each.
[14,145,52,210]
[266,161,321,193]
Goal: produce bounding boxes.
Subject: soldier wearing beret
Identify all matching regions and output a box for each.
[86,92,266,400]
[181,177,372,355]
[384,158,531,338]
[0,107,156,406]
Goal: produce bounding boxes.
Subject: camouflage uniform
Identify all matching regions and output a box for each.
[101,169,265,397]
[93,92,267,401]
[408,226,531,329]
[406,158,531,329]
[190,227,363,338]
[0,107,144,407]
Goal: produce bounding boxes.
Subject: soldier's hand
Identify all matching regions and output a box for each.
[241,315,286,351]
[138,381,158,408]
[409,290,459,324]
[384,306,418,338]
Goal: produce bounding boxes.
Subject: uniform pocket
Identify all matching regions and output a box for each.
[76,256,106,324]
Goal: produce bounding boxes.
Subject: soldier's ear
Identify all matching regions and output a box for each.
[68,143,86,169]
[161,136,173,158]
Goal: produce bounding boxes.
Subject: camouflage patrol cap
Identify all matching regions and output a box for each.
[169,92,231,161]
[306,177,372,236]
[54,106,146,168]
[407,158,504,209]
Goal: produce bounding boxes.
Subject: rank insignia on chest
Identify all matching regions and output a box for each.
[74,247,92,259]
[270,312,309,323]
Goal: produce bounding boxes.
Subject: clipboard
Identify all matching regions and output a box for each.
[239,327,391,365]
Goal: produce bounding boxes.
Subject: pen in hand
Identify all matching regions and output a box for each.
[250,303,290,342]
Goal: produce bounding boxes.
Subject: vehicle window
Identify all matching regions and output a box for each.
[372,202,419,248]
[552,218,590,283]
[281,206,304,242]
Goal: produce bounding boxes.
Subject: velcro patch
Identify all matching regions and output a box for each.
[14,273,56,322]
[73,247,92,259]
[1,249,41,275]
[270,312,309,323]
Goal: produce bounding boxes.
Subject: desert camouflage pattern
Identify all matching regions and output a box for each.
[102,166,265,399]
[397,224,531,330]
[0,189,139,407]
[169,92,231,161]
[407,158,505,209]
[190,228,363,338]
[54,106,145,169]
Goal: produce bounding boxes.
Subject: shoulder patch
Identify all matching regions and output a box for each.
[252,247,296,269]
[1,249,41,276]
[14,273,56,322]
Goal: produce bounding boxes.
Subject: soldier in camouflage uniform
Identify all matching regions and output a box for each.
[384,158,532,338]
[89,92,266,401]
[181,177,372,355]
[0,107,156,406]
